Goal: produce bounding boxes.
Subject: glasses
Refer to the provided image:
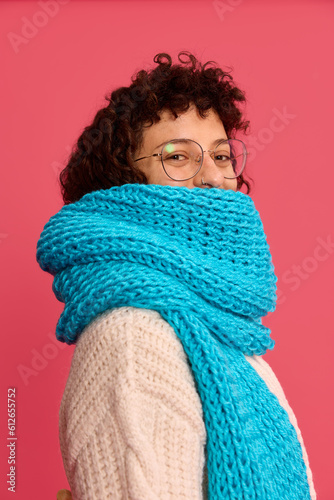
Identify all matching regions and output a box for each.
[134,138,248,181]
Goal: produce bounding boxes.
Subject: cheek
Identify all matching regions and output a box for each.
[226,178,238,191]
[144,165,178,186]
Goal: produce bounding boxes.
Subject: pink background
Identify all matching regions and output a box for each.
[1,0,333,498]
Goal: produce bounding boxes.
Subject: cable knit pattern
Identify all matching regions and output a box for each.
[60,307,207,500]
[37,183,314,498]
[59,307,316,500]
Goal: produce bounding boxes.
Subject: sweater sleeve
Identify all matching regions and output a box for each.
[58,306,207,500]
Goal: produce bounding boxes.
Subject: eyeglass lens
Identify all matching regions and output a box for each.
[161,139,246,181]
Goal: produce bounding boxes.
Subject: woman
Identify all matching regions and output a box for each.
[36,52,316,499]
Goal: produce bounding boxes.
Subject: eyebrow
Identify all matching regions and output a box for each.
[152,137,229,151]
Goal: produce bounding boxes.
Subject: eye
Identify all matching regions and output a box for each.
[215,154,230,162]
[166,154,187,161]
[163,151,190,167]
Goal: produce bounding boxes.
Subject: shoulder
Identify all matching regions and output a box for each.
[61,306,205,429]
[73,306,196,378]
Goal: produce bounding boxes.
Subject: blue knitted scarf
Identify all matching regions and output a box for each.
[36,183,311,499]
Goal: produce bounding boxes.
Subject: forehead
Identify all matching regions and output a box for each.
[141,106,227,148]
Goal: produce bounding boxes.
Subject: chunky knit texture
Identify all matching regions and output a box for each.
[59,306,316,500]
[37,184,312,499]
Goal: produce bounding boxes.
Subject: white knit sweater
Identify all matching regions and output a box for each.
[59,306,316,500]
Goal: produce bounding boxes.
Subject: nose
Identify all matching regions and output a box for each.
[193,151,236,190]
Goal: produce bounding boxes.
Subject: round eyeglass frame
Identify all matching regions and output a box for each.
[134,138,249,181]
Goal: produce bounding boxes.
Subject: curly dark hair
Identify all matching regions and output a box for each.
[59,51,253,204]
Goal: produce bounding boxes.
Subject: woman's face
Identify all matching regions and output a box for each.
[134,105,238,191]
